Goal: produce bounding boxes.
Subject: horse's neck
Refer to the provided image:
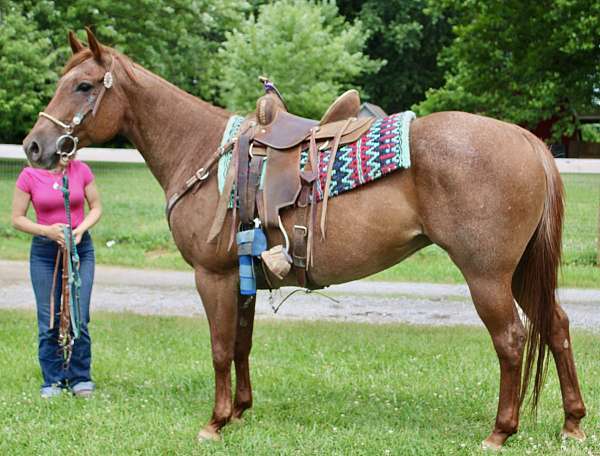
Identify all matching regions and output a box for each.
[121,66,230,194]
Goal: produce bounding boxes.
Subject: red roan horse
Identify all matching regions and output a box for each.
[22,29,586,449]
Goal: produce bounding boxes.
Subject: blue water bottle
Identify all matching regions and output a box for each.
[236,225,267,296]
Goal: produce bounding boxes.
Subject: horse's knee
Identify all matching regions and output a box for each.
[212,345,233,371]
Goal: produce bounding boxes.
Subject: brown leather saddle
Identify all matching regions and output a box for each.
[209,79,375,288]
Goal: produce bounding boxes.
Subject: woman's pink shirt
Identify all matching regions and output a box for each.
[16,160,94,228]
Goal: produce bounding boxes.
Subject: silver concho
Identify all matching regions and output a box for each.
[72,113,83,125]
[103,71,113,89]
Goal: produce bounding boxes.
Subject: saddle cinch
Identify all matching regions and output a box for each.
[209,78,376,290]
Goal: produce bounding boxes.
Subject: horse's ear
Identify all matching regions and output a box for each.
[85,26,103,62]
[68,31,85,54]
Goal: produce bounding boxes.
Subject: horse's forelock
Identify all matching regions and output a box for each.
[61,48,138,84]
[62,49,95,75]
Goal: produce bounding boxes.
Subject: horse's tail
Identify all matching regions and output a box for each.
[512,132,564,411]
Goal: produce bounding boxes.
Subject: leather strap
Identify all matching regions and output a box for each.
[306,131,320,268]
[49,249,62,330]
[166,143,228,230]
[320,118,352,239]
[59,248,71,344]
[291,128,320,287]
[237,133,251,224]
[207,140,239,242]
[292,189,310,288]
[246,155,264,224]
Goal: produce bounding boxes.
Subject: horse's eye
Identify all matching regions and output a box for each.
[76,82,93,92]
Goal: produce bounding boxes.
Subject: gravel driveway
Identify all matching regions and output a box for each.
[1,260,599,330]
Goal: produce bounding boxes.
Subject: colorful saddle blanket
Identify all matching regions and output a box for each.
[218,111,415,202]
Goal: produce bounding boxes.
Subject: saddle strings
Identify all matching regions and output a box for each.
[268,288,340,314]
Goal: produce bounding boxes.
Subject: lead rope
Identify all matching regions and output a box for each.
[50,174,82,364]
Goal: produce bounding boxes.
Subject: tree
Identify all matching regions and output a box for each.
[337,0,453,114]
[416,0,600,140]
[0,0,250,143]
[0,4,58,143]
[217,0,382,119]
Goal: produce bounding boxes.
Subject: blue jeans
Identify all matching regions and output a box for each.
[30,231,95,388]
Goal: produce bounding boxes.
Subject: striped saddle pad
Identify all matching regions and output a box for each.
[218,111,415,203]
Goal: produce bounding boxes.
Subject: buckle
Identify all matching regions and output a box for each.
[293,225,308,237]
[195,168,209,180]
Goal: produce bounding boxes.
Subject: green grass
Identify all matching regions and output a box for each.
[0,310,598,455]
[1,159,599,287]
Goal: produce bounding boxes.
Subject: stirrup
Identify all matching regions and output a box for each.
[260,245,292,280]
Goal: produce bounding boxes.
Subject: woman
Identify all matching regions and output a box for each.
[11,156,101,398]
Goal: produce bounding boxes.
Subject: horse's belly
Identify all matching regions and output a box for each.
[273,169,427,286]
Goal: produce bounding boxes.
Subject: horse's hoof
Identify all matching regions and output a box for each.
[561,428,586,442]
[481,438,502,451]
[230,416,244,424]
[197,428,221,442]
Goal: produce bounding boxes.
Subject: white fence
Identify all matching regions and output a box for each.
[0,144,144,163]
[2,144,600,173]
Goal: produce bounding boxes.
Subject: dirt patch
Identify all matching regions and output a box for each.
[1,260,599,330]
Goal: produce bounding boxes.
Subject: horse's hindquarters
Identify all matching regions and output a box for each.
[409,112,547,278]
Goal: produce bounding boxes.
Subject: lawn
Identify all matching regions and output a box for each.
[0,310,598,455]
[0,159,599,287]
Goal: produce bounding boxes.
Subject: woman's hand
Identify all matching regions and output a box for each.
[43,223,66,247]
[72,227,84,245]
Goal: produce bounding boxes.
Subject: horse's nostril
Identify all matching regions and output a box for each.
[26,140,41,160]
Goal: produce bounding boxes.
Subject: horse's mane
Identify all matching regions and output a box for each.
[62,47,138,83]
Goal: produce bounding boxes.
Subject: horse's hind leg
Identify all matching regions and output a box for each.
[194,267,239,441]
[465,274,526,450]
[232,295,256,421]
[513,284,586,439]
[544,305,586,439]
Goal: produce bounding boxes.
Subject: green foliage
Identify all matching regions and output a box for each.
[0,0,250,143]
[416,0,600,140]
[337,0,453,113]
[581,124,600,143]
[0,3,58,143]
[217,0,383,119]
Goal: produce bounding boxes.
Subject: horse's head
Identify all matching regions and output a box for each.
[23,28,128,169]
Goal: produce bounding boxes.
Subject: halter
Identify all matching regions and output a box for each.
[39,57,115,164]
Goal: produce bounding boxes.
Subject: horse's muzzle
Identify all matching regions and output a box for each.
[22,136,59,169]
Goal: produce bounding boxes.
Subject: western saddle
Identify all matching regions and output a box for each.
[208,78,376,289]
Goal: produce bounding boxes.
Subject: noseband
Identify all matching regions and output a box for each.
[39,57,115,164]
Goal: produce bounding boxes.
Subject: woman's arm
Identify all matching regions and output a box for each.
[73,181,102,244]
[11,187,66,246]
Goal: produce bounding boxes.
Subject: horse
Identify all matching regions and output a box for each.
[22,28,586,450]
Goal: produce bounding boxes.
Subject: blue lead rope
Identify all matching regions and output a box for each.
[59,174,82,340]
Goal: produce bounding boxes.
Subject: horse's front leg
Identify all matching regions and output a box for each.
[232,295,256,421]
[195,267,238,441]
